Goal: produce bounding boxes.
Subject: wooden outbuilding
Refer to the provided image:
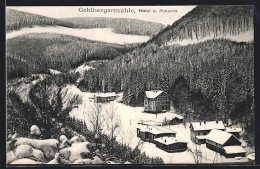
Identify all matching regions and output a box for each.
[170,114,184,125]
[94,92,117,103]
[206,129,246,158]
[137,125,176,142]
[225,127,242,138]
[154,137,188,153]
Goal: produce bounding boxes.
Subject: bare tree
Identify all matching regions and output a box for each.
[188,144,202,164]
[105,103,121,154]
[85,102,105,147]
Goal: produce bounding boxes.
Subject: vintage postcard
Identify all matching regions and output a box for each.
[6,5,255,165]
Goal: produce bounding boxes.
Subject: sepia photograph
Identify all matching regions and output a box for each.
[6,5,255,165]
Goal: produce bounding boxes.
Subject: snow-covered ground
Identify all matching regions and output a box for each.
[68,86,252,164]
[49,69,62,75]
[70,63,95,78]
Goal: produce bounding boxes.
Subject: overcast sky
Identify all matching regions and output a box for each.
[7,6,196,25]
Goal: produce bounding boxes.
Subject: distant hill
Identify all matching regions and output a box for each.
[60,17,165,36]
[7,33,133,79]
[6,9,165,36]
[145,5,254,46]
[6,8,76,32]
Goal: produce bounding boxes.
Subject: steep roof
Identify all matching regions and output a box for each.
[138,120,162,126]
[190,121,225,131]
[206,129,237,145]
[145,90,164,99]
[137,125,176,135]
[223,146,246,154]
[154,136,187,145]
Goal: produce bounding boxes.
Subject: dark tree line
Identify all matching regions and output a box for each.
[146,5,253,46]
[7,33,132,80]
[61,17,165,36]
[6,9,165,36]
[6,9,76,32]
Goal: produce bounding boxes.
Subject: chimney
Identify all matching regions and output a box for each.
[204,121,206,124]
[165,140,166,143]
[216,120,218,124]
[200,122,201,126]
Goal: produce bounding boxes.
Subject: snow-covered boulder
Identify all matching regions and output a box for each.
[73,158,92,164]
[59,135,69,143]
[14,137,59,160]
[59,148,71,160]
[7,140,16,153]
[47,153,60,164]
[30,125,41,136]
[14,144,45,162]
[92,156,103,164]
[124,161,132,164]
[10,158,43,164]
[6,151,17,164]
[73,156,103,164]
[68,136,81,144]
[106,161,120,164]
[68,141,92,162]
[59,135,70,149]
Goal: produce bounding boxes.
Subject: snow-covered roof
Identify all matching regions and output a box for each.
[206,129,236,145]
[138,120,162,126]
[154,136,187,145]
[190,121,225,131]
[173,114,184,120]
[223,146,246,154]
[225,127,242,133]
[151,126,176,134]
[137,125,150,132]
[196,135,207,140]
[49,68,61,74]
[145,90,163,99]
[247,153,255,160]
[137,125,176,135]
[94,92,117,97]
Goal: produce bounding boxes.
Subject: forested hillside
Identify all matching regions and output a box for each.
[79,39,254,146]
[7,33,133,79]
[6,9,165,36]
[145,5,253,46]
[61,17,165,36]
[6,9,76,32]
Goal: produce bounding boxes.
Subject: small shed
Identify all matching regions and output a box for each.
[136,125,176,142]
[223,146,246,158]
[154,137,188,152]
[225,127,242,138]
[137,125,150,141]
[170,114,184,125]
[94,92,117,103]
[138,120,162,126]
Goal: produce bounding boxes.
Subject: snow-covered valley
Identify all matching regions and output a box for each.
[66,85,253,164]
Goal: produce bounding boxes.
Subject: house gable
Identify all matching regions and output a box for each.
[224,135,241,146]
